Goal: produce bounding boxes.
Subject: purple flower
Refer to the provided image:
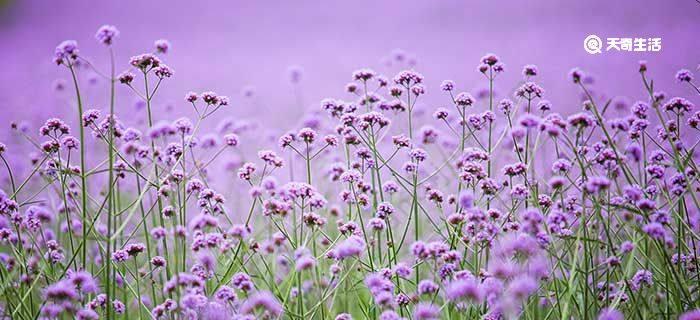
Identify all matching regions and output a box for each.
[506,275,538,300]
[151,256,166,268]
[630,269,653,290]
[352,68,376,81]
[118,71,135,85]
[113,299,126,314]
[172,117,193,134]
[369,217,386,231]
[40,118,70,136]
[154,65,174,78]
[413,302,440,320]
[480,54,500,66]
[454,92,475,106]
[440,80,455,91]
[522,64,538,77]
[111,249,129,262]
[231,272,254,291]
[433,108,449,120]
[458,190,474,209]
[411,85,425,96]
[639,60,648,72]
[515,82,545,100]
[68,270,98,293]
[417,280,439,295]
[663,97,694,115]
[642,222,666,240]
[240,291,283,317]
[54,40,79,65]
[518,114,541,128]
[619,241,635,253]
[409,148,428,162]
[44,280,78,302]
[393,262,412,278]
[77,309,100,320]
[498,99,514,114]
[420,126,438,144]
[336,313,353,320]
[676,69,693,82]
[130,53,161,71]
[332,236,366,260]
[446,278,483,303]
[597,308,623,320]
[680,309,700,320]
[393,70,423,86]
[288,65,303,83]
[298,127,317,143]
[364,272,394,299]
[61,136,79,150]
[155,39,171,54]
[95,25,119,45]
[214,285,237,303]
[584,176,611,193]
[124,243,146,256]
[567,112,595,128]
[295,254,316,271]
[570,68,584,83]
[380,310,402,320]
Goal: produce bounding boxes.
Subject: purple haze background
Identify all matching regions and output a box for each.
[0,0,698,151]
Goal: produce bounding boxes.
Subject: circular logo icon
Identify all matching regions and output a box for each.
[584,35,603,54]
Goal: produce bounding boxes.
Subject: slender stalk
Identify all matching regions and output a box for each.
[67,63,89,268]
[105,47,116,319]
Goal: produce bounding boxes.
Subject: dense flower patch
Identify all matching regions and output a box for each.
[0,25,699,319]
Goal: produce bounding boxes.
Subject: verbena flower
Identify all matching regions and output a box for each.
[54,40,79,65]
[597,308,623,320]
[154,39,171,54]
[95,25,119,45]
[239,291,283,316]
[676,69,693,82]
[413,302,440,320]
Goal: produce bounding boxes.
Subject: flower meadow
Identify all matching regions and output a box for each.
[0,25,700,320]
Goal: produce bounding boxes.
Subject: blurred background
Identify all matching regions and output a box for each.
[0,0,698,148]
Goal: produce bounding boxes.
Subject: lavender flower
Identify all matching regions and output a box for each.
[130,53,161,71]
[95,25,119,45]
[597,308,623,320]
[54,40,79,64]
[446,278,483,303]
[522,64,538,77]
[240,291,283,317]
[680,310,700,320]
[332,235,366,260]
[154,39,171,54]
[676,69,693,82]
[413,302,440,320]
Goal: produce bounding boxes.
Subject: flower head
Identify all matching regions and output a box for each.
[155,39,171,54]
[54,40,79,65]
[569,68,584,83]
[95,25,119,45]
[597,308,623,320]
[129,54,161,71]
[676,69,693,82]
[522,64,538,77]
[240,291,283,317]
